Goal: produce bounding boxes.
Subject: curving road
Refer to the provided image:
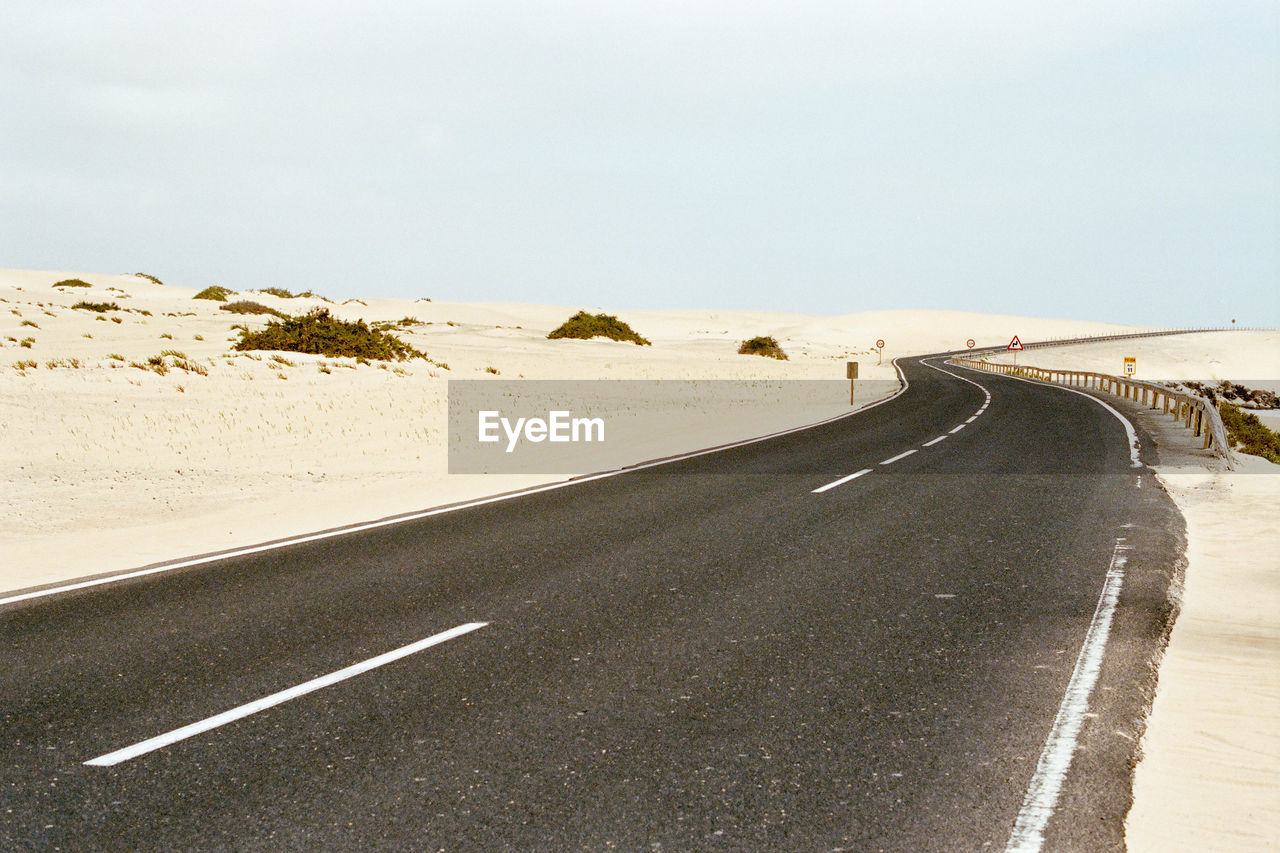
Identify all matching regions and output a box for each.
[0,354,1183,851]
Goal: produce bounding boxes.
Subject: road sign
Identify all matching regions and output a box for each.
[1007,336,1023,351]
[846,361,858,379]
[1124,357,1136,376]
[966,339,975,349]
[876,339,885,349]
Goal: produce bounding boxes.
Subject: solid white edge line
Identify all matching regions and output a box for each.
[4,363,914,608]
[922,436,948,447]
[84,622,488,767]
[949,424,967,434]
[810,468,873,493]
[1004,541,1129,852]
[951,361,1142,468]
[965,415,978,423]
[879,448,917,465]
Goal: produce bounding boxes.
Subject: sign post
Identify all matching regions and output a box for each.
[876,339,885,365]
[847,361,858,405]
[1007,335,1023,366]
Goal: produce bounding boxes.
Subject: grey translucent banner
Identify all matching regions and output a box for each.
[447,379,899,474]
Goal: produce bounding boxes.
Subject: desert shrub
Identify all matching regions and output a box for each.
[194,286,233,301]
[19,338,34,348]
[14,360,37,371]
[54,278,92,288]
[232,308,427,361]
[219,300,287,318]
[134,273,164,285]
[1220,403,1280,464]
[547,310,651,346]
[256,287,297,298]
[20,319,38,328]
[737,335,788,360]
[72,301,120,312]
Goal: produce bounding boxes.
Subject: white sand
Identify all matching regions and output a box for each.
[986,330,1280,391]
[1128,455,1280,852]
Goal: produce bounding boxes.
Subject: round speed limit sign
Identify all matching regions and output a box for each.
[876,339,885,349]
[966,339,975,349]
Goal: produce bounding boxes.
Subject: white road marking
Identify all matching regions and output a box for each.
[811,469,873,494]
[949,424,966,434]
[880,449,917,465]
[83,622,488,767]
[922,436,948,447]
[3,363,917,608]
[1004,540,1129,852]
[965,415,978,423]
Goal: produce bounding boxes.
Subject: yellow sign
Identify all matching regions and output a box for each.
[1124,357,1136,376]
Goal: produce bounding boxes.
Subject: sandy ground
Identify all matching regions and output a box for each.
[1,267,1136,593]
[987,336,1280,850]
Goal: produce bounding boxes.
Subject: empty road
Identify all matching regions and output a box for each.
[0,354,1183,851]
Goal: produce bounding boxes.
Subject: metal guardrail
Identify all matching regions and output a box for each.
[951,356,1235,468]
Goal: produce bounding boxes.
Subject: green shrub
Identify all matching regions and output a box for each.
[256,287,296,298]
[134,273,164,285]
[547,310,651,346]
[20,319,38,328]
[72,301,120,312]
[737,335,788,360]
[219,300,287,318]
[232,308,427,361]
[194,286,233,301]
[1220,403,1280,464]
[54,278,92,288]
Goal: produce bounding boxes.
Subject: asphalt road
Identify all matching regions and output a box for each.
[0,355,1184,851]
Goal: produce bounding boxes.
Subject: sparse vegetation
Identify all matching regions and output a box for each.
[110,316,123,324]
[737,335,788,360]
[13,360,37,371]
[54,278,92,288]
[160,333,173,339]
[107,353,124,361]
[19,337,34,348]
[485,366,500,374]
[1220,402,1280,464]
[547,311,651,346]
[194,286,233,301]
[194,334,204,341]
[20,319,38,328]
[232,308,427,361]
[72,301,120,313]
[134,273,164,285]
[219,300,287,318]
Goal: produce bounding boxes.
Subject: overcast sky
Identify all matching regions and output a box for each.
[4,1,1277,326]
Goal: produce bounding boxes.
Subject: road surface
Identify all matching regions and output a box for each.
[0,355,1183,851]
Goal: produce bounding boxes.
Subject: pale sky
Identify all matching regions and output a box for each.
[4,1,1278,326]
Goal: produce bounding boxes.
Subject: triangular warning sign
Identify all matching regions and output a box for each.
[1007,335,1024,351]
